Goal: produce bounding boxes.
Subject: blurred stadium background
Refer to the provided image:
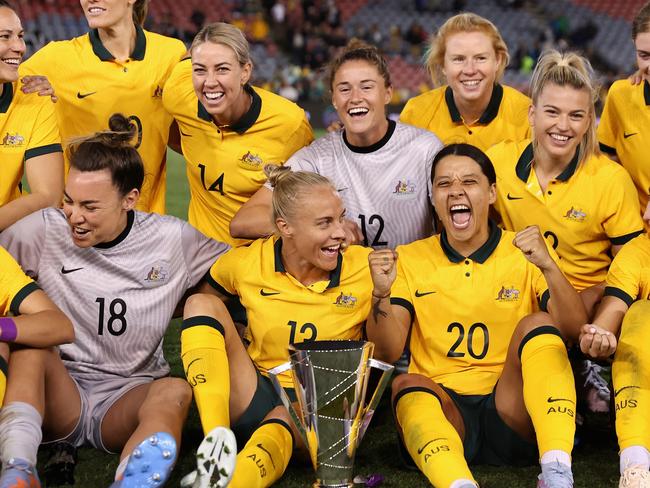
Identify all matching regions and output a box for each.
[16,0,646,129]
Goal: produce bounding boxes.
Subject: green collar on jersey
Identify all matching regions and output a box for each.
[0,82,13,113]
[94,210,135,249]
[89,24,146,61]
[644,80,650,106]
[514,142,580,183]
[440,219,502,264]
[197,84,262,135]
[273,238,343,289]
[445,83,503,124]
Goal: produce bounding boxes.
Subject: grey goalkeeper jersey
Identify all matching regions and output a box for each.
[0,208,229,380]
[275,120,442,248]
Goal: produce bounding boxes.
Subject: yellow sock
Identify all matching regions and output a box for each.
[520,326,575,456]
[395,388,474,487]
[229,419,294,488]
[614,301,650,451]
[181,316,230,435]
[0,354,6,404]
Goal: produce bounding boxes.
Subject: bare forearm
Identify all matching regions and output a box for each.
[0,193,59,231]
[12,310,74,347]
[365,297,408,363]
[229,204,275,239]
[544,265,588,339]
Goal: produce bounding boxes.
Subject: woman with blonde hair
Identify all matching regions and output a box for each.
[401,12,530,151]
[179,165,398,488]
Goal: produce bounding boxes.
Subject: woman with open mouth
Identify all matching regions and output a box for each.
[0,0,63,231]
[0,113,229,488]
[20,0,186,215]
[178,165,398,488]
[400,13,530,152]
[230,39,442,251]
[367,142,586,488]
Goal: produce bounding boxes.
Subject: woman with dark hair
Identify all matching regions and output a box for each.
[368,143,586,487]
[0,0,63,230]
[20,0,185,214]
[0,114,229,487]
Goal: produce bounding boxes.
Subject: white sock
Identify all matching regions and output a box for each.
[0,401,43,466]
[540,449,571,467]
[115,455,130,480]
[450,479,478,488]
[620,446,650,473]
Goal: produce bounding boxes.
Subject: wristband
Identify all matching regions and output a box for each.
[372,292,390,299]
[0,317,17,342]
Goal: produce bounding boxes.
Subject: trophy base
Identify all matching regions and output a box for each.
[312,483,353,488]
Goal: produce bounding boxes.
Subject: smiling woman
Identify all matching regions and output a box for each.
[0,0,63,231]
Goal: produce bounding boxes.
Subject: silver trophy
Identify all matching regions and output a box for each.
[267,340,394,488]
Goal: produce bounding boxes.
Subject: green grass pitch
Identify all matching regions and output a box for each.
[39,148,621,487]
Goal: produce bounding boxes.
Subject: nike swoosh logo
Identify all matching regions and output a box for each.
[614,385,640,397]
[547,397,575,404]
[76,91,96,99]
[61,266,83,274]
[337,187,348,192]
[260,289,280,296]
[624,132,638,139]
[415,290,436,297]
[417,437,447,454]
[184,357,201,376]
[180,130,193,137]
[507,193,523,200]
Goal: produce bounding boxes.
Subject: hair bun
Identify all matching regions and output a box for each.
[264,164,292,188]
[101,113,138,147]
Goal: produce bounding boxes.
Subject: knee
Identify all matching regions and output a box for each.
[515,316,563,360]
[8,346,55,369]
[184,293,230,320]
[148,377,193,409]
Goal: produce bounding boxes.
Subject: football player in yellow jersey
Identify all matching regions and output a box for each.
[576,202,650,487]
[400,13,530,152]
[0,249,73,486]
[599,2,650,217]
[179,166,396,488]
[20,0,185,214]
[163,23,313,247]
[367,143,586,488]
[0,1,63,231]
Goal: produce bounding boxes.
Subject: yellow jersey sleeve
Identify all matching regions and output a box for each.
[602,163,644,244]
[0,246,38,315]
[24,92,61,160]
[390,254,415,323]
[597,82,621,154]
[605,234,650,306]
[205,246,244,298]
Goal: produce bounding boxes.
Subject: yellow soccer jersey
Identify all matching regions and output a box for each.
[0,246,39,316]
[489,140,644,290]
[400,83,530,151]
[391,223,549,395]
[598,79,650,214]
[163,60,313,246]
[21,27,186,214]
[0,82,61,207]
[604,233,650,306]
[206,238,372,387]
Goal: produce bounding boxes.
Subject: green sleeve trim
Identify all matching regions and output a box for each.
[25,143,63,161]
[539,289,550,312]
[604,286,634,307]
[611,230,644,246]
[599,142,616,156]
[390,297,414,325]
[9,282,40,314]
[204,271,236,299]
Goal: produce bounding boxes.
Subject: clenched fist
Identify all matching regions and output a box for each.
[368,249,398,298]
[513,225,554,271]
[579,323,617,360]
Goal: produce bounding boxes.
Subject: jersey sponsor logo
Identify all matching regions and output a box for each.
[392,179,416,199]
[238,151,264,168]
[495,285,520,302]
[624,132,638,139]
[76,91,96,99]
[260,289,280,296]
[415,289,436,297]
[563,206,587,222]
[143,262,169,286]
[152,85,163,98]
[333,291,357,308]
[506,193,523,200]
[1,132,25,147]
[60,266,83,274]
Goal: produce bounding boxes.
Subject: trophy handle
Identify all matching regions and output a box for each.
[267,362,308,445]
[357,358,394,445]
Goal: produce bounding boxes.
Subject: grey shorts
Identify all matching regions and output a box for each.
[45,374,152,453]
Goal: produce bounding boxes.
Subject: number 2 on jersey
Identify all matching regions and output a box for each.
[358,214,388,247]
[96,298,128,336]
[447,322,489,359]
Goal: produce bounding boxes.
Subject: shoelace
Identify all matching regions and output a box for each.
[621,467,650,488]
[542,462,573,488]
[583,362,610,395]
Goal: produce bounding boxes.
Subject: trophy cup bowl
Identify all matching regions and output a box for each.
[267,340,394,488]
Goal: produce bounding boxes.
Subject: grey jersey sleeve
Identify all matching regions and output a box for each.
[0,210,47,279]
[263,144,322,190]
[181,222,230,286]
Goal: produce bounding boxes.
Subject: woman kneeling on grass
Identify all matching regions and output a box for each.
[368,143,586,488]
[0,113,229,487]
[179,165,399,488]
